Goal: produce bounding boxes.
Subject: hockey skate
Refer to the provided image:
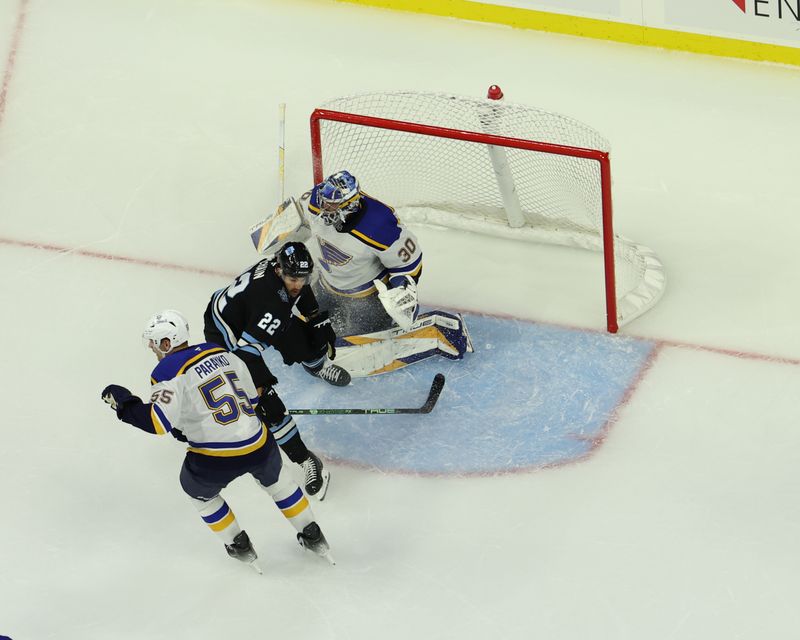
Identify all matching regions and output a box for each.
[303,360,351,387]
[302,451,330,500]
[297,521,335,565]
[225,530,262,574]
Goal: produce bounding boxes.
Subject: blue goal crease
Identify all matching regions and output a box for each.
[271,312,657,475]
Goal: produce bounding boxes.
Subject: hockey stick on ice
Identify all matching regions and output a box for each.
[288,374,445,416]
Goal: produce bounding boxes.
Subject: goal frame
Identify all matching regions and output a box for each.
[310,108,621,333]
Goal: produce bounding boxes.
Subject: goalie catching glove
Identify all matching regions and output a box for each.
[374,276,419,330]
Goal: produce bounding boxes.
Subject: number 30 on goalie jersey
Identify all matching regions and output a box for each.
[307,189,423,295]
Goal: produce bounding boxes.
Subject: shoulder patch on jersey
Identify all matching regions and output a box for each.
[347,193,401,251]
[307,184,322,216]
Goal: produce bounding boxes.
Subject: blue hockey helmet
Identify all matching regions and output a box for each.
[318,170,361,228]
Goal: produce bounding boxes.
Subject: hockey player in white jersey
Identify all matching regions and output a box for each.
[101,310,333,571]
[306,170,423,335]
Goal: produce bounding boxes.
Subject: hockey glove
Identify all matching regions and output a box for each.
[309,310,337,360]
[255,386,287,426]
[101,384,137,412]
[259,367,279,389]
[375,277,419,330]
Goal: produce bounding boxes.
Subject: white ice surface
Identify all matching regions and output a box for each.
[1,1,799,639]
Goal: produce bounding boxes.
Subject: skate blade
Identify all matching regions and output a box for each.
[311,470,330,502]
[248,559,263,575]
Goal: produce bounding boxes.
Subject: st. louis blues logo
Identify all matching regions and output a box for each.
[317,238,353,273]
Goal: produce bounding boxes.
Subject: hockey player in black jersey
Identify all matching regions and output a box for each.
[203,242,349,499]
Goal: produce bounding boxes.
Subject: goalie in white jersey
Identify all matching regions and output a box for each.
[101,310,333,571]
[306,170,423,335]
[248,171,471,376]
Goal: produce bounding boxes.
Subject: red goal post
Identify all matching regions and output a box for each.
[309,88,665,332]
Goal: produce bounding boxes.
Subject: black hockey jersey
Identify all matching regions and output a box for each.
[207,258,319,359]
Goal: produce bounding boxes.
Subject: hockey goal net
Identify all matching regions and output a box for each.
[310,88,665,332]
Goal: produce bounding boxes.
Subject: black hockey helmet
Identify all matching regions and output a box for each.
[276,242,314,279]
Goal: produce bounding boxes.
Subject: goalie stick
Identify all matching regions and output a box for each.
[288,373,445,416]
[248,103,311,255]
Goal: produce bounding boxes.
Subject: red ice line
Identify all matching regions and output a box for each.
[3,234,799,370]
[0,0,28,130]
[0,236,234,279]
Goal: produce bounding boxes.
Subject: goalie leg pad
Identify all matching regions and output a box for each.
[333,338,444,377]
[337,311,473,353]
[333,310,473,377]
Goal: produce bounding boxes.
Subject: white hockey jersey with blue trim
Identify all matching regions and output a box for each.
[149,344,267,457]
[306,187,423,297]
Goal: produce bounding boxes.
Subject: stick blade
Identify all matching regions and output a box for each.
[420,373,446,413]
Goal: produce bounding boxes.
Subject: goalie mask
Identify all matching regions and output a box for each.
[318,170,361,230]
[142,309,190,355]
[276,241,314,280]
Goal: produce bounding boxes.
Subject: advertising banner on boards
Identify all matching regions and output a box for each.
[477,0,800,47]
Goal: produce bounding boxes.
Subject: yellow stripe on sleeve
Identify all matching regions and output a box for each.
[350,229,389,250]
[150,406,168,435]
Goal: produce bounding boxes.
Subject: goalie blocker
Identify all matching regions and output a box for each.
[249,197,311,256]
[332,311,473,378]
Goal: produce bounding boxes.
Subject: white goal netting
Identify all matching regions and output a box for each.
[312,90,665,330]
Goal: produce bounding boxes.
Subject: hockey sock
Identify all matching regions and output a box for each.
[301,354,326,374]
[191,496,242,546]
[268,415,310,463]
[255,467,315,533]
